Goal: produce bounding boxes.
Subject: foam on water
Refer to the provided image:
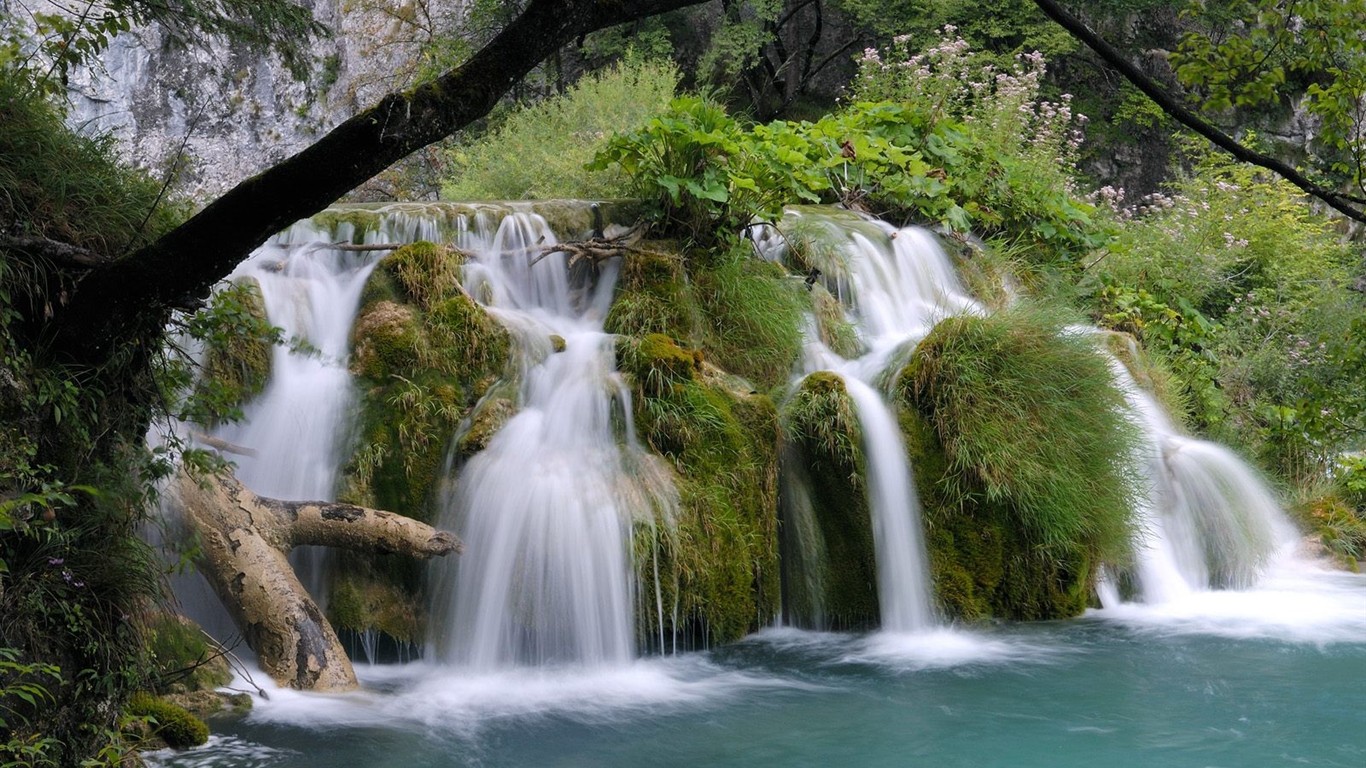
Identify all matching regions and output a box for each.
[238,655,815,736]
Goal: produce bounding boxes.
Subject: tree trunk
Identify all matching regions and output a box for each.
[168,468,461,691]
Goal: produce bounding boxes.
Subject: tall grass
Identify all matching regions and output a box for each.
[694,244,805,390]
[901,304,1140,563]
[442,57,678,201]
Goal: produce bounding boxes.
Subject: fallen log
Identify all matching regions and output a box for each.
[168,467,461,691]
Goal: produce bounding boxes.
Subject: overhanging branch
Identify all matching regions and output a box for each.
[1031,0,1366,224]
[50,0,712,363]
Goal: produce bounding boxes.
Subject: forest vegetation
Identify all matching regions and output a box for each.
[3,0,1365,763]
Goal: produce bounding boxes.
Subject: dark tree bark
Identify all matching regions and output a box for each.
[47,0,712,365]
[1031,0,1366,225]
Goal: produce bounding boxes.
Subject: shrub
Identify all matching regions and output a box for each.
[125,692,209,749]
[900,305,1140,565]
[442,57,679,201]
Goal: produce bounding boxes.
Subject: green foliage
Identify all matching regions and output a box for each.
[693,243,805,389]
[597,38,1107,265]
[125,692,208,749]
[851,30,1108,262]
[1172,0,1366,188]
[184,278,279,426]
[443,57,679,201]
[0,71,185,257]
[899,305,1140,582]
[593,95,805,246]
[1087,156,1364,481]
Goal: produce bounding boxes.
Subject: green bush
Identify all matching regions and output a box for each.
[1088,156,1365,482]
[442,57,679,201]
[903,306,1139,557]
[125,692,209,749]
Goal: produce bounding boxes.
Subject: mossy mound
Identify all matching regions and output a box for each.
[604,247,702,342]
[327,555,426,644]
[344,244,510,515]
[778,372,880,629]
[896,306,1141,620]
[620,334,781,648]
[125,692,209,750]
[693,244,805,390]
[144,613,232,695]
[810,285,863,359]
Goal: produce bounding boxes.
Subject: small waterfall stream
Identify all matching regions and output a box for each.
[777,211,983,632]
[1101,347,1299,605]
[210,224,381,598]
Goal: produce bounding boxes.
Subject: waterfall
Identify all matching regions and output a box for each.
[429,212,661,670]
[1102,343,1300,604]
[208,222,381,599]
[780,211,982,632]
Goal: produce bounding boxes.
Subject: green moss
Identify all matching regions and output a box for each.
[144,613,232,695]
[811,286,863,359]
[343,271,511,517]
[311,208,385,242]
[327,560,425,643]
[125,692,209,749]
[350,300,425,381]
[896,305,1141,620]
[380,241,466,310]
[456,394,517,460]
[778,372,880,629]
[629,362,780,648]
[604,247,703,341]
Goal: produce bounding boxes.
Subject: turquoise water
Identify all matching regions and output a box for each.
[154,565,1366,768]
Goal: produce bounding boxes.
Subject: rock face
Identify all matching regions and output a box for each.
[62,0,454,200]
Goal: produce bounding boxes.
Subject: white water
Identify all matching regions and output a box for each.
[779,212,983,632]
[1099,343,1301,607]
[429,212,665,670]
[208,223,381,598]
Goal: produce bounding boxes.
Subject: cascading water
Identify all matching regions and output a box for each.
[1100,344,1299,605]
[428,212,664,670]
[776,210,983,632]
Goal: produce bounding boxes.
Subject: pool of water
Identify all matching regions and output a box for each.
[151,564,1366,768]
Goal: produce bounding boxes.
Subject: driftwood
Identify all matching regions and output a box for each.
[169,467,461,691]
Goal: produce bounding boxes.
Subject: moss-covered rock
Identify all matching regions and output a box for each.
[604,247,703,342]
[125,692,209,750]
[810,285,863,359]
[626,348,781,648]
[778,372,880,629]
[335,245,514,640]
[381,242,466,310]
[327,558,425,644]
[895,306,1141,620]
[693,244,805,391]
[144,613,232,695]
[344,263,511,515]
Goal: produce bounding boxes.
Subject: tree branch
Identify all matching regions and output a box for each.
[1031,0,1366,224]
[0,234,110,268]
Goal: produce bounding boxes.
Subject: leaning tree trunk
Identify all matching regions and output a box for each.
[168,468,461,691]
